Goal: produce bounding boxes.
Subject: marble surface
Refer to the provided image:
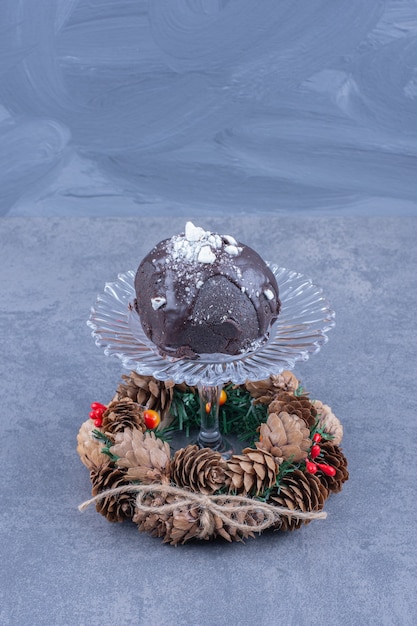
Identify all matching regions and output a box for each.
[1,217,416,626]
[1,1,417,217]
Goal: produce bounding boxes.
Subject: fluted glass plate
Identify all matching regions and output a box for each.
[87,266,335,386]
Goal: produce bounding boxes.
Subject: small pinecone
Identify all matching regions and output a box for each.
[133,492,201,545]
[110,429,171,484]
[77,419,108,470]
[117,372,175,426]
[268,391,317,427]
[245,371,300,404]
[225,448,277,496]
[172,446,227,495]
[101,398,146,438]
[316,441,349,493]
[314,400,343,445]
[90,463,136,523]
[269,469,328,531]
[256,411,311,464]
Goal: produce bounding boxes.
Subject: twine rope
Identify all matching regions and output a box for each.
[79,483,327,536]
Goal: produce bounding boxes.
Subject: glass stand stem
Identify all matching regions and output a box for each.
[197,384,223,449]
[195,385,233,458]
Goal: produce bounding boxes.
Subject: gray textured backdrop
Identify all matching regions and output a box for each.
[1,0,417,216]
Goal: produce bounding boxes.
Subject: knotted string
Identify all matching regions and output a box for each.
[79,483,327,536]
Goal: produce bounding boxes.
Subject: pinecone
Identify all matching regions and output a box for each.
[90,463,136,523]
[172,446,227,495]
[225,448,277,496]
[316,441,349,493]
[101,398,146,438]
[313,400,343,445]
[268,392,317,427]
[245,371,300,404]
[77,419,108,470]
[117,372,175,427]
[269,469,328,531]
[256,411,311,464]
[110,429,171,484]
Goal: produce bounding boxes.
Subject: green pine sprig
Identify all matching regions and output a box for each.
[92,428,120,462]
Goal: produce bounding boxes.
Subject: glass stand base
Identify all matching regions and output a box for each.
[195,432,234,459]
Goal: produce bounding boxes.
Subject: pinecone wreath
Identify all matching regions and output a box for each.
[78,371,348,545]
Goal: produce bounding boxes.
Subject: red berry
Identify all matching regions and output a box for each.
[316,463,336,477]
[94,418,103,427]
[91,402,106,411]
[144,409,161,430]
[306,461,318,474]
[310,444,321,459]
[313,433,322,443]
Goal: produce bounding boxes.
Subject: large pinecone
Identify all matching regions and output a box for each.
[90,463,136,523]
[77,419,108,470]
[110,429,171,484]
[269,469,328,531]
[268,392,317,427]
[313,400,343,445]
[225,448,277,496]
[245,371,299,404]
[117,372,175,427]
[172,446,227,495]
[133,492,273,544]
[316,441,349,493]
[256,411,311,464]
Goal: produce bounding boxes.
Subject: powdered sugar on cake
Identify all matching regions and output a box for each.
[169,221,243,268]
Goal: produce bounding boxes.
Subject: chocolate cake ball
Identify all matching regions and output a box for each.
[134,222,281,358]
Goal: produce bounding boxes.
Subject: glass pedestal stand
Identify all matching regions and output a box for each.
[88,265,335,457]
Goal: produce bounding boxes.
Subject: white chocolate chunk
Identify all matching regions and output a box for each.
[213,234,223,248]
[185,221,206,242]
[224,235,237,246]
[151,296,166,310]
[264,288,275,300]
[224,244,240,256]
[197,245,216,264]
